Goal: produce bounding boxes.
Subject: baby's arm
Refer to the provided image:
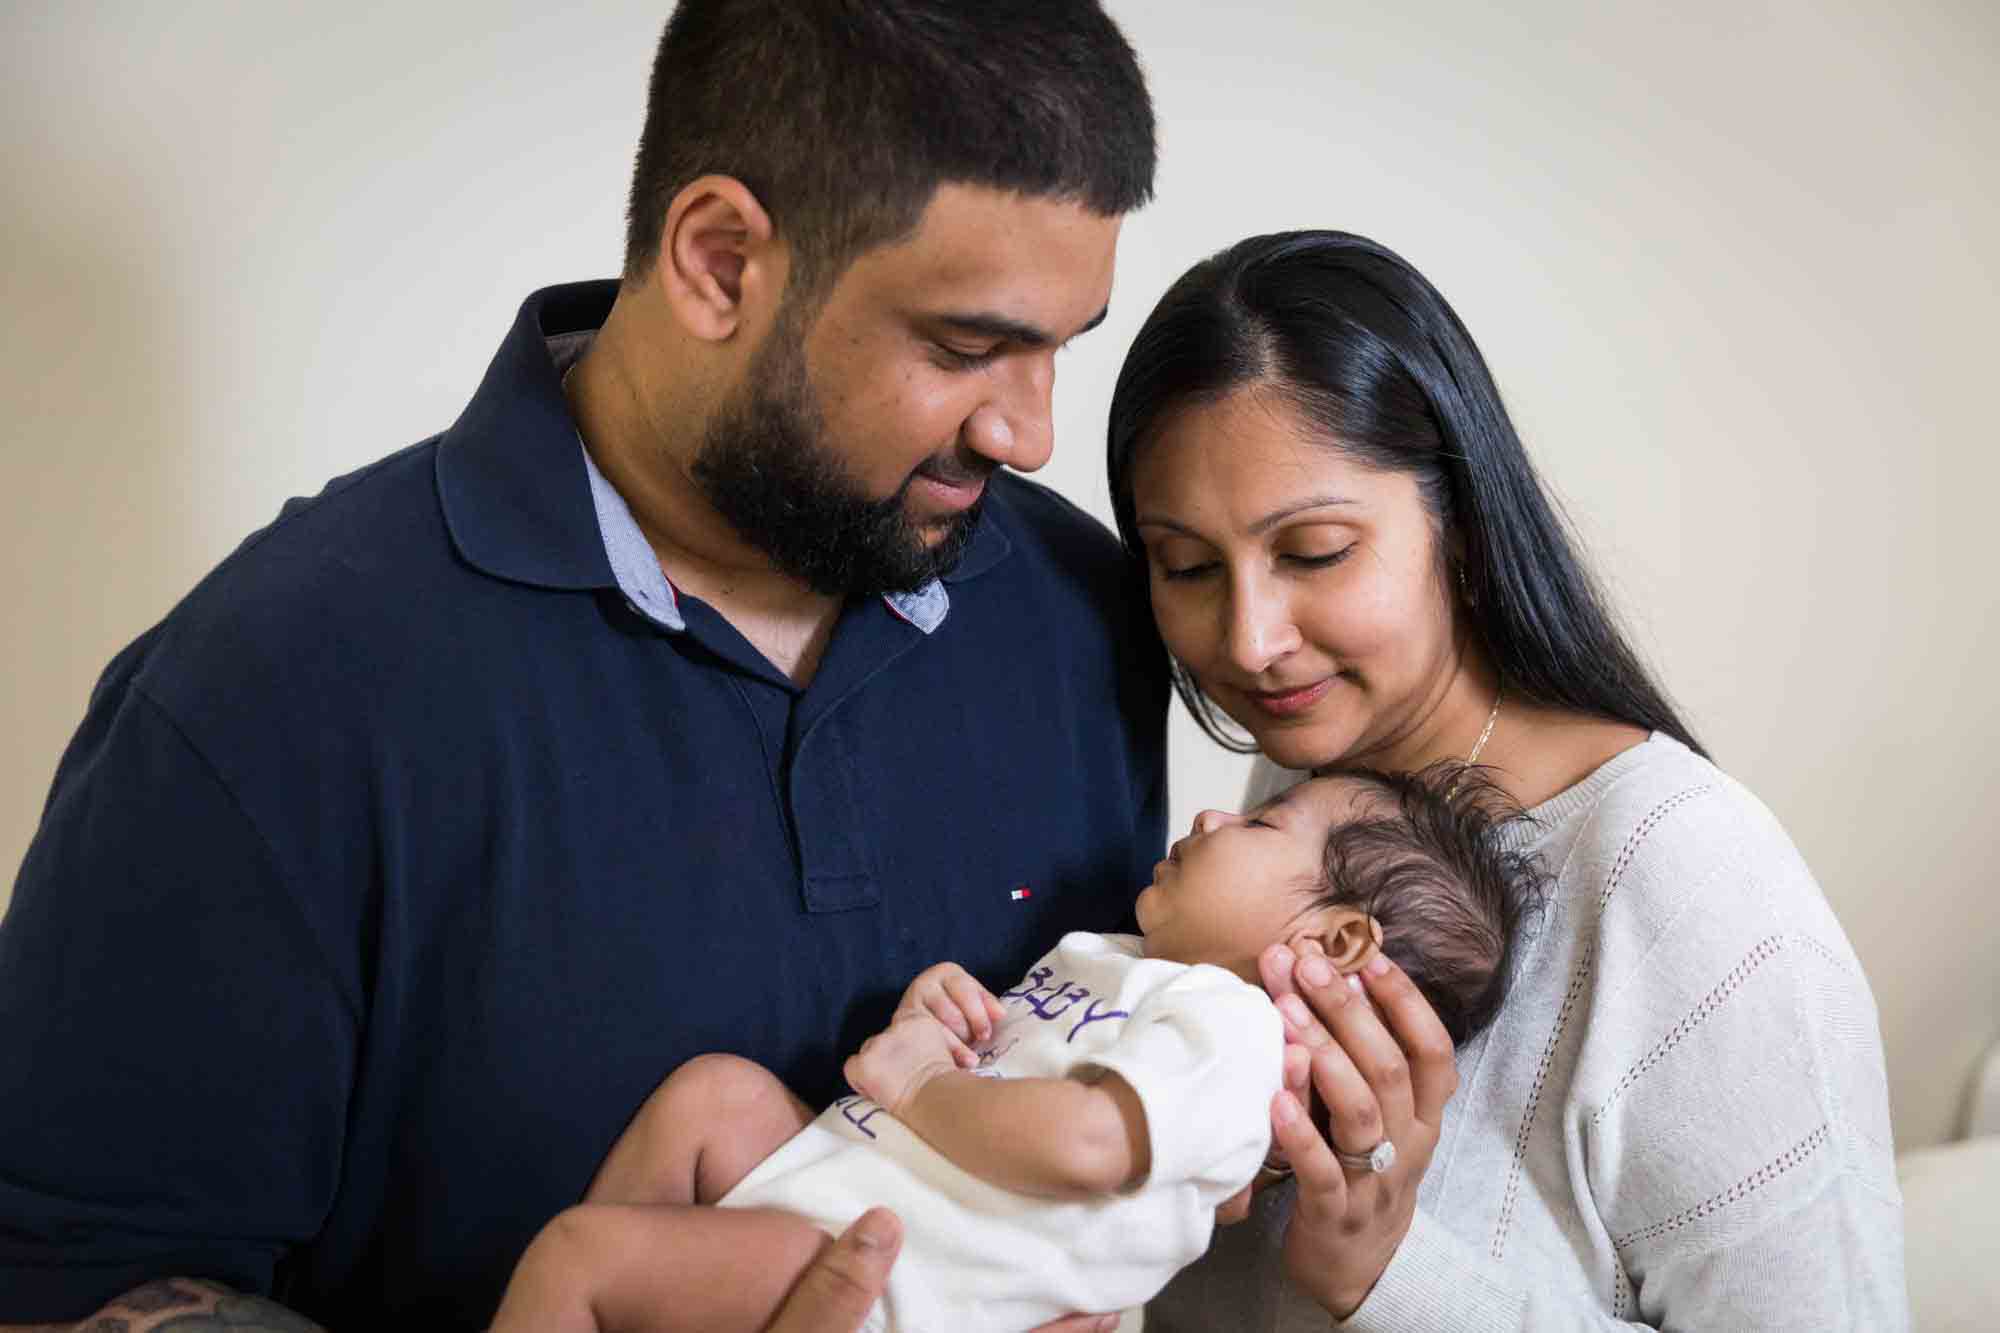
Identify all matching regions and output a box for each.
[852,961,1283,1210]
[845,975,1150,1200]
[899,1064,1151,1199]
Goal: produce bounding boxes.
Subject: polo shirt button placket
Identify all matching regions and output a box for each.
[791,715,882,915]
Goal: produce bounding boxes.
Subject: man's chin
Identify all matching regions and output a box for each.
[912,519,968,550]
[909,502,982,563]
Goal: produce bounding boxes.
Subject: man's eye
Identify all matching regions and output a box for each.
[933,343,998,371]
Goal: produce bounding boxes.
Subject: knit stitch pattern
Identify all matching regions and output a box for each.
[1150,735,1907,1332]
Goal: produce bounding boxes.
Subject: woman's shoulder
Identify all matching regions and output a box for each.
[1534,739,1901,1262]
[1541,734,1816,910]
[1528,734,1883,1026]
[1538,739,1887,1114]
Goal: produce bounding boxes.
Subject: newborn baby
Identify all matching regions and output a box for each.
[496,765,1544,1332]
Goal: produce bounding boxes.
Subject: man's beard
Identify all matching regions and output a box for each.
[689,320,986,600]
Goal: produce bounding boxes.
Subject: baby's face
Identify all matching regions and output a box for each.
[1135,776,1364,982]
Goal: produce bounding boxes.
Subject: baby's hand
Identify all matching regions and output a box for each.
[895,962,1006,1057]
[844,1014,967,1117]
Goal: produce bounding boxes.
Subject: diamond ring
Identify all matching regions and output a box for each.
[1333,1138,1397,1174]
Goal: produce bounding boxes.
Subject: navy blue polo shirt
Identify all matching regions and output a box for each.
[0,282,1168,1328]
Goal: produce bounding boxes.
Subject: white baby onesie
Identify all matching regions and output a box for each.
[719,931,1283,1332]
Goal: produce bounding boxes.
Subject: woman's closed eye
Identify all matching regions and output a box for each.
[1153,544,1355,582]
[1280,544,1355,571]
[1157,558,1219,582]
[1145,539,1219,581]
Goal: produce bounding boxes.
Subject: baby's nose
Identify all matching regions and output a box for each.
[1191,808,1234,835]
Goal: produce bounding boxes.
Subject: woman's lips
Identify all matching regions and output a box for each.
[1242,677,1333,719]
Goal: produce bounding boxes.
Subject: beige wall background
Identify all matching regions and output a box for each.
[3,1,1994,1152]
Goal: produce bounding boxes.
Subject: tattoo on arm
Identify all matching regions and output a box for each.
[10,1279,326,1333]
[118,1285,203,1315]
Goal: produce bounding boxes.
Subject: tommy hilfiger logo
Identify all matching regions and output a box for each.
[1009,886,1033,902]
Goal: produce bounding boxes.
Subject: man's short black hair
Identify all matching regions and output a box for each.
[625,0,1156,303]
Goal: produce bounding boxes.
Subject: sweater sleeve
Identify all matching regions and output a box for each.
[1347,1171,1905,1332]
[1340,776,1908,1332]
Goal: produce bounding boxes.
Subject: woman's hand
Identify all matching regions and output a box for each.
[1258,940,1458,1320]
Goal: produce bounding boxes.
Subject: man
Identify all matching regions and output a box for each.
[0,3,1164,1328]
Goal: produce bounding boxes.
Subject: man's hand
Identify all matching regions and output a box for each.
[773,1213,1127,1333]
[764,1208,902,1333]
[894,962,1005,1061]
[843,1013,967,1116]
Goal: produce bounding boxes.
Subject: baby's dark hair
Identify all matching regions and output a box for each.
[1308,763,1546,1045]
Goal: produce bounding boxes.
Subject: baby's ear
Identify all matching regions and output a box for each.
[1292,909,1383,976]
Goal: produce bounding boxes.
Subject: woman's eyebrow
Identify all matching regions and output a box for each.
[1247,497,1354,535]
[1134,499,1353,536]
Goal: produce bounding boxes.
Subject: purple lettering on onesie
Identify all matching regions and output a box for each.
[1000,966,1130,1043]
[832,1094,888,1140]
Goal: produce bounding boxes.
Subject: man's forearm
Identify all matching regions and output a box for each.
[2,1279,324,1333]
[897,1070,1149,1199]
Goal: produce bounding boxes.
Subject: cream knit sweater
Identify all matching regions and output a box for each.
[1149,734,1907,1330]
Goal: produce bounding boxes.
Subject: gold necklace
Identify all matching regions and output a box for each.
[1466,688,1502,765]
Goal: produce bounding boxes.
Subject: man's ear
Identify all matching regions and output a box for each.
[650,174,788,343]
[1288,909,1383,976]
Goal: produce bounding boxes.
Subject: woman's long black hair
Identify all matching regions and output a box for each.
[1107,230,1704,758]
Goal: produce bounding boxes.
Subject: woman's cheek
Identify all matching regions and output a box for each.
[1148,585,1215,668]
[1302,572,1418,672]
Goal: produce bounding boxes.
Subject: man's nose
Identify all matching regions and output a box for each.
[961,354,1055,473]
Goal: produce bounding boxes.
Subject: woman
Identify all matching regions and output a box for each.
[1108,232,1906,1329]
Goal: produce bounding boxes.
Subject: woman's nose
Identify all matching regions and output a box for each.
[1223,581,1302,675]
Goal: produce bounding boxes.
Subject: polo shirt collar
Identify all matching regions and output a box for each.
[436,281,622,592]
[436,281,1013,633]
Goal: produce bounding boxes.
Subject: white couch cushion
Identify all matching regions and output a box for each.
[1898,1136,2000,1331]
